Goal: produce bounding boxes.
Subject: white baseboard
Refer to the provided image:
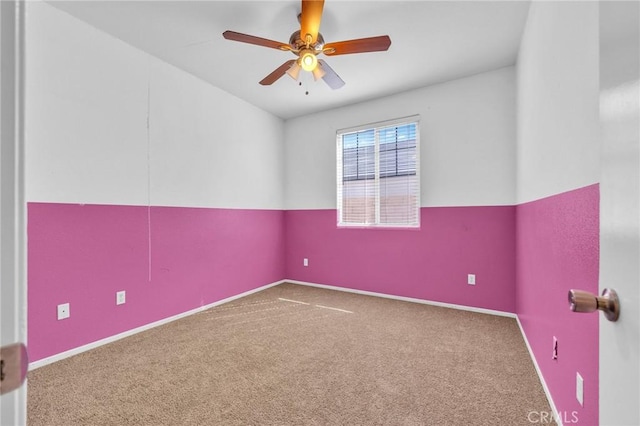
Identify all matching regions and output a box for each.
[516,317,561,426]
[284,279,517,318]
[28,280,286,371]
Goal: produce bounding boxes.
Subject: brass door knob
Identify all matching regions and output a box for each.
[568,288,620,322]
[0,343,28,395]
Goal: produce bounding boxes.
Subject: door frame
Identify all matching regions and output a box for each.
[0,0,27,424]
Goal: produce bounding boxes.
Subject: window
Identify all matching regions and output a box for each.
[337,116,420,227]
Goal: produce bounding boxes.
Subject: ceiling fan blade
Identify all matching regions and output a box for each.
[318,60,345,90]
[223,30,290,51]
[259,60,297,85]
[300,0,324,45]
[324,35,391,56]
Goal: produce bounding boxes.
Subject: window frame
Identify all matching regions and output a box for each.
[336,115,421,229]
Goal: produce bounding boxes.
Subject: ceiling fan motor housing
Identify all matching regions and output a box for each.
[289,30,325,53]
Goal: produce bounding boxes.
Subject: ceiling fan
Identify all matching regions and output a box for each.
[223,0,391,90]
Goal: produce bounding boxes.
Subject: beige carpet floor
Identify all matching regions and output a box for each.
[28,283,553,425]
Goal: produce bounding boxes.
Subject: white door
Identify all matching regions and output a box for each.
[0,0,27,425]
[599,2,640,425]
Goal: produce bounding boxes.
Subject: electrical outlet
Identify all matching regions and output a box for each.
[116,291,126,305]
[303,258,309,267]
[57,303,70,320]
[552,336,558,360]
[576,372,584,406]
[467,274,476,285]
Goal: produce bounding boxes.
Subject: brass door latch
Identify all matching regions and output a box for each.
[568,288,620,322]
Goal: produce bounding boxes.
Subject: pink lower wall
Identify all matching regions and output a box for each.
[29,193,599,424]
[27,203,285,362]
[285,206,516,313]
[516,184,599,424]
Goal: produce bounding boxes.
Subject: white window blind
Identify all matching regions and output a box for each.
[337,116,420,228]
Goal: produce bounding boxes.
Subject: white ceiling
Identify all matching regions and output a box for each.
[47,0,531,120]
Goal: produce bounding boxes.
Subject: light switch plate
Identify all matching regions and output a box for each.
[467,274,476,285]
[116,291,126,305]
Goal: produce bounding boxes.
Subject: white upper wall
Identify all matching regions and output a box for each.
[284,67,517,210]
[147,58,284,209]
[516,1,600,204]
[26,1,284,209]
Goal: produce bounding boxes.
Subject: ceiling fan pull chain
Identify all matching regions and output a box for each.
[298,77,309,96]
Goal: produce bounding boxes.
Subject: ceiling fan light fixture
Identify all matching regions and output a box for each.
[312,65,326,81]
[299,50,318,72]
[286,62,301,80]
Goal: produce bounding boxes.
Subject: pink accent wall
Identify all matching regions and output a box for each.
[285,206,516,312]
[516,184,599,424]
[28,203,284,362]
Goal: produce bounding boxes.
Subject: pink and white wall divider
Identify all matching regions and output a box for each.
[26,2,285,363]
[284,67,518,313]
[516,2,600,424]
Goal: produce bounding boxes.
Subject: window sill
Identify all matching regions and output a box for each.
[337,224,421,231]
